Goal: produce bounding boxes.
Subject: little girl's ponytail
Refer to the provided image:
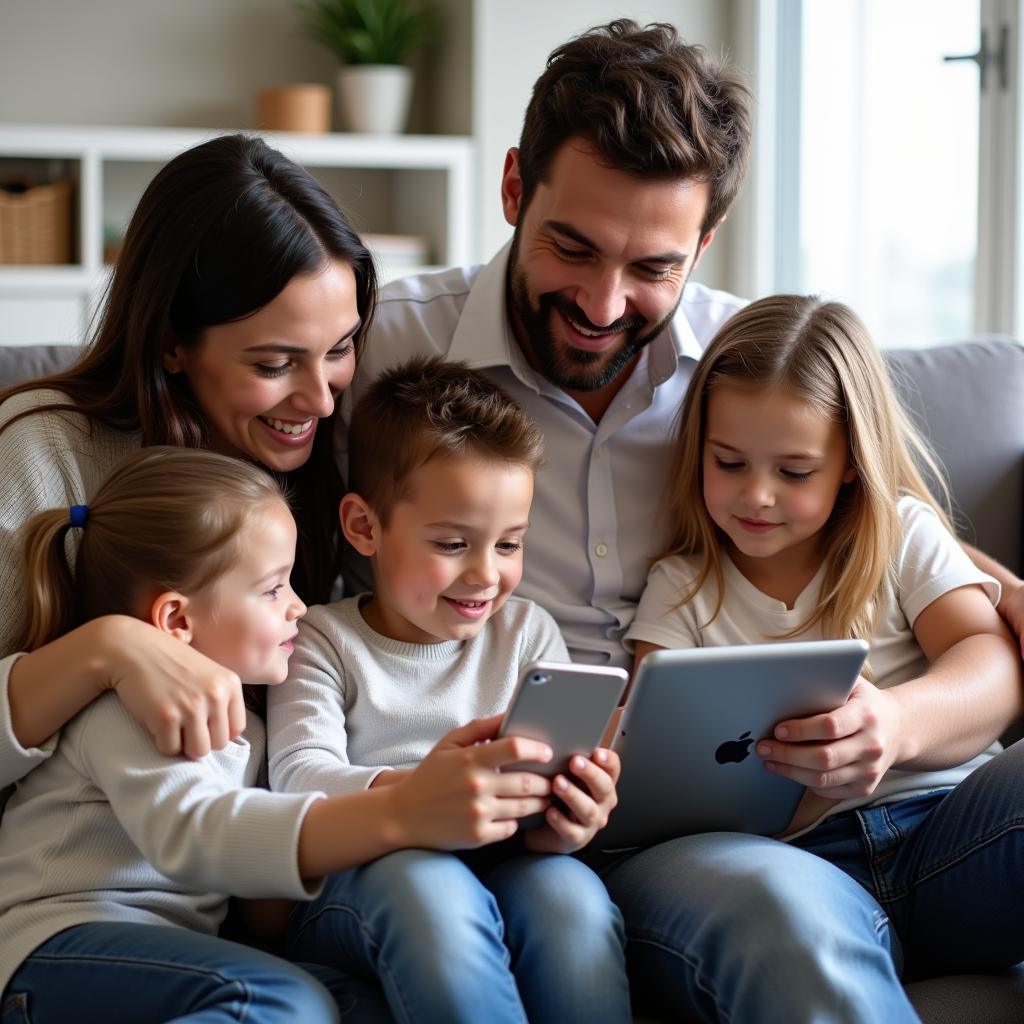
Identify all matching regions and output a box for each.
[15,447,287,652]
[17,508,80,651]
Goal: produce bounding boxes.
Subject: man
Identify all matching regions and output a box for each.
[344,18,748,669]
[345,18,1024,1023]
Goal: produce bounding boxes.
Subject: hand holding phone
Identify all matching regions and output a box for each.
[499,661,626,833]
[499,661,628,775]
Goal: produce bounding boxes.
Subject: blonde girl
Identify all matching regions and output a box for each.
[619,295,1024,1021]
[0,447,557,1024]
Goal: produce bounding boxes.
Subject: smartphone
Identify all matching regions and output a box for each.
[498,661,628,778]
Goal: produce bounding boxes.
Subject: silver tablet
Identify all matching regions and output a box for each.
[592,638,869,851]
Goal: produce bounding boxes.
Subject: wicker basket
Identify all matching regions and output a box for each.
[0,178,74,265]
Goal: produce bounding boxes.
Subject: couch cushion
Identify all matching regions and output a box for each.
[887,339,1024,575]
[906,966,1024,1023]
[0,343,81,391]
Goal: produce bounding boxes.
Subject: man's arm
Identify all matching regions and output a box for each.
[962,542,1024,655]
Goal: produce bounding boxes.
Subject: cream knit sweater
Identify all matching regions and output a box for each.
[0,388,138,789]
[0,656,323,995]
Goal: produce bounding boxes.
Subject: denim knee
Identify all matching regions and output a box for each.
[487,853,624,942]
[292,849,507,962]
[238,961,341,1024]
[600,834,914,1024]
[291,850,531,1024]
[360,848,504,940]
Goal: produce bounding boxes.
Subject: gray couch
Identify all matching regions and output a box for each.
[884,340,1024,1022]
[1,340,1023,1022]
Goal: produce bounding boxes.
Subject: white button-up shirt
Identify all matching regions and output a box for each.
[340,243,744,668]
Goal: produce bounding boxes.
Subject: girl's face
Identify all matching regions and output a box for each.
[188,501,306,685]
[702,384,856,577]
[358,456,534,645]
[164,259,361,474]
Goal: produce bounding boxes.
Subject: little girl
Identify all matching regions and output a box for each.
[0,447,559,1024]
[622,295,1024,1019]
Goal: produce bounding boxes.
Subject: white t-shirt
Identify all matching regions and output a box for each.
[341,244,745,669]
[624,496,1002,834]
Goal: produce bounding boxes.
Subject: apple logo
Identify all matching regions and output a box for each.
[715,731,753,765]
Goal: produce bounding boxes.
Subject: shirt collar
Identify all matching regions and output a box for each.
[448,242,527,370]
[672,284,708,363]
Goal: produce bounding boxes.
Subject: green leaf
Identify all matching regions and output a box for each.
[296,0,437,65]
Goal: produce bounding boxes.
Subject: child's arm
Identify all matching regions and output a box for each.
[622,640,664,704]
[597,642,664,747]
[301,716,557,872]
[962,541,1024,656]
[632,640,664,668]
[78,697,557,892]
[758,584,1022,798]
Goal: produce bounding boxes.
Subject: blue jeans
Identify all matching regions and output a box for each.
[0,921,388,1024]
[286,845,631,1024]
[591,739,1024,1023]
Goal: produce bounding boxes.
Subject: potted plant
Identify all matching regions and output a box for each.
[298,0,436,134]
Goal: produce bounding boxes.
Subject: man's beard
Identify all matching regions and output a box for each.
[506,230,686,393]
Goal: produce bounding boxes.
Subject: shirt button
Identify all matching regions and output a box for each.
[595,542,608,558]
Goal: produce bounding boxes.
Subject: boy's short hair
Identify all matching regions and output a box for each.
[348,356,545,523]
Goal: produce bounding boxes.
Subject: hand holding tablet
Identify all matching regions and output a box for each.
[592,639,870,850]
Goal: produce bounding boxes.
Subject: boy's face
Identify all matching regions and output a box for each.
[188,501,307,684]
[362,456,534,644]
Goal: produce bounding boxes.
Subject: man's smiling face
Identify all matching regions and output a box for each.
[503,138,715,395]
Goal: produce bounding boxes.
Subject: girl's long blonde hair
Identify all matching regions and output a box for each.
[17,447,286,651]
[661,294,950,644]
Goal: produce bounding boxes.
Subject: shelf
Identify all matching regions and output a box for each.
[0,124,473,346]
[0,124,473,167]
[0,266,93,290]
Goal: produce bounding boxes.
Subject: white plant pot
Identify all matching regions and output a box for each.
[336,65,413,134]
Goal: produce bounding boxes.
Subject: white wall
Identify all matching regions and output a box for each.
[0,0,745,288]
[0,0,338,129]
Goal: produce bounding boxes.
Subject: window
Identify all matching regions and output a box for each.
[750,0,1021,347]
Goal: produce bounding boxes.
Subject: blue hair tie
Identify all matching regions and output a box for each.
[69,504,88,528]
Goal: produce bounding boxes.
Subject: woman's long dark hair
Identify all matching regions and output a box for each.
[0,134,377,603]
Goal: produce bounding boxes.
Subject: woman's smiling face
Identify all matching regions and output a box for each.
[163,259,361,473]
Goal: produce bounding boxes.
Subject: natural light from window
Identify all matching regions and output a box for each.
[800,0,979,347]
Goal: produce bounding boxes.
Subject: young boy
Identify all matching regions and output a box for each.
[266,356,628,1024]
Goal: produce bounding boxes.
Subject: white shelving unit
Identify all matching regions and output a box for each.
[0,125,474,347]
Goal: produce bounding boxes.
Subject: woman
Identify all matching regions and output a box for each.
[0,132,375,778]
